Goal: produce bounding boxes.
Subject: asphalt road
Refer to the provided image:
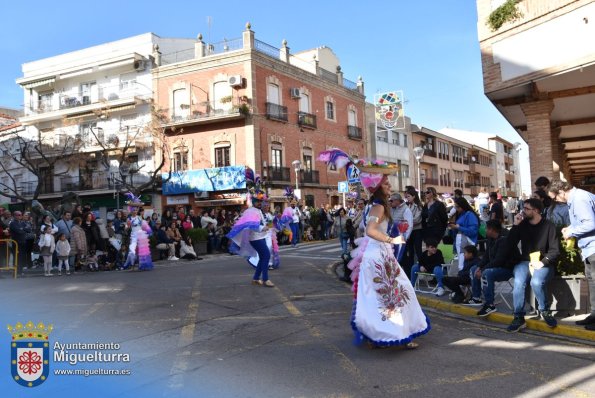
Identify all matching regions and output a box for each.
[1,243,594,398]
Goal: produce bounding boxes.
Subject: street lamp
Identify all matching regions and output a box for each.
[413,146,425,192]
[292,160,301,190]
[514,142,522,197]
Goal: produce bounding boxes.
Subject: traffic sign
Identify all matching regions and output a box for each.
[347,164,360,184]
[338,181,349,193]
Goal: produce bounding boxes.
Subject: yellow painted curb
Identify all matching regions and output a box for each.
[418,296,595,342]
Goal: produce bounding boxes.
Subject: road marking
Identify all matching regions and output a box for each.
[168,275,202,391]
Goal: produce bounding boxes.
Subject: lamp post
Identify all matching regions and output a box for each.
[513,142,522,197]
[292,160,301,190]
[413,146,425,192]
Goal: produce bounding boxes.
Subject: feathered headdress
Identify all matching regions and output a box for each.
[352,159,399,193]
[125,192,144,206]
[245,167,267,205]
[317,148,353,173]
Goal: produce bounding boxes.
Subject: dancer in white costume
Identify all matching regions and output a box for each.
[348,163,430,348]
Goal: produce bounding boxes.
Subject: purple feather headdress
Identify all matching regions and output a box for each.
[317,148,353,170]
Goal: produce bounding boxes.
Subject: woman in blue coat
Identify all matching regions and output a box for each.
[448,197,479,273]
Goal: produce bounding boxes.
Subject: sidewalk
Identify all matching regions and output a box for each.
[333,262,595,343]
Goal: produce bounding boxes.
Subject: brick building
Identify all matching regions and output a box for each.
[411,127,497,196]
[153,24,366,213]
[476,0,595,188]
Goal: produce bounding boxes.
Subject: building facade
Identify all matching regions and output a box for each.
[440,128,521,197]
[12,33,195,216]
[411,127,497,196]
[153,24,366,213]
[477,0,595,188]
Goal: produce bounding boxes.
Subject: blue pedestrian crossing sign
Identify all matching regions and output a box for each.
[338,181,349,193]
[347,164,360,184]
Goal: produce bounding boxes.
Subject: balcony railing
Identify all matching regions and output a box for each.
[265,102,288,122]
[424,149,437,158]
[266,166,290,182]
[348,125,362,140]
[298,112,317,129]
[26,82,149,115]
[19,181,55,196]
[423,178,439,185]
[161,99,244,126]
[300,170,320,184]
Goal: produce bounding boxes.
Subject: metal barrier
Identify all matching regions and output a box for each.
[0,239,18,279]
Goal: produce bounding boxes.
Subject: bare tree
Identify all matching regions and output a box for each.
[0,127,83,203]
[85,104,174,197]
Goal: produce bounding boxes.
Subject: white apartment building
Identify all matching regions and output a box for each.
[12,33,195,213]
[365,103,414,191]
[440,128,522,197]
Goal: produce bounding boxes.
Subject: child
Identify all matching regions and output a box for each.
[410,239,446,296]
[443,245,480,304]
[55,233,71,275]
[86,250,99,272]
[304,226,314,242]
[38,225,56,277]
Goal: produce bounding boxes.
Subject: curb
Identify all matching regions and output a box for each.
[418,296,595,342]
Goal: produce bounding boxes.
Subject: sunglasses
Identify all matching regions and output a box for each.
[425,191,432,195]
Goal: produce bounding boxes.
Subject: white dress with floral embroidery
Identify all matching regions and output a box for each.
[350,218,430,346]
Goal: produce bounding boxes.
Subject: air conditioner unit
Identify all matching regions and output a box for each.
[228,75,243,87]
[290,88,300,98]
[134,60,146,71]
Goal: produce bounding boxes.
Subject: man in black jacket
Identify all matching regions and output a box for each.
[8,211,29,276]
[506,198,560,332]
[468,220,519,315]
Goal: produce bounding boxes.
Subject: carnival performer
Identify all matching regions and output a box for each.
[227,189,276,287]
[247,201,281,270]
[122,193,153,271]
[318,150,430,348]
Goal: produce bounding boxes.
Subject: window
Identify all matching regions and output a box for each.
[214,146,230,167]
[120,73,137,91]
[326,101,334,120]
[38,91,53,111]
[79,82,96,105]
[299,93,310,113]
[348,109,356,126]
[173,88,188,120]
[173,151,188,172]
[393,132,400,145]
[402,133,408,148]
[120,114,138,131]
[79,122,97,145]
[267,83,280,105]
[271,143,282,169]
[305,194,315,207]
[401,164,409,178]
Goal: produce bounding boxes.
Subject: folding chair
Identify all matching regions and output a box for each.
[483,277,514,309]
[414,272,437,293]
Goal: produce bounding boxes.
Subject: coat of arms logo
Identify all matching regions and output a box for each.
[7,321,52,388]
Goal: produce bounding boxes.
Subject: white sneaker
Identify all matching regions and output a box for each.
[168,256,179,261]
[435,287,445,297]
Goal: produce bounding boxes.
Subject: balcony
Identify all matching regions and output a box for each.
[347,125,362,140]
[468,162,479,174]
[424,149,437,158]
[265,102,288,122]
[298,112,317,129]
[21,82,149,125]
[19,181,55,196]
[300,170,320,184]
[161,99,246,128]
[266,166,290,183]
[423,178,439,186]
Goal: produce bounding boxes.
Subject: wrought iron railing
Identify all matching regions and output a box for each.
[206,38,243,55]
[265,102,288,122]
[161,99,243,125]
[266,166,290,182]
[343,78,358,91]
[300,170,320,184]
[254,39,281,58]
[348,125,362,140]
[298,112,317,129]
[161,48,195,65]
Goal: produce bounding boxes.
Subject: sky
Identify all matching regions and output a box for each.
[0,0,531,194]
